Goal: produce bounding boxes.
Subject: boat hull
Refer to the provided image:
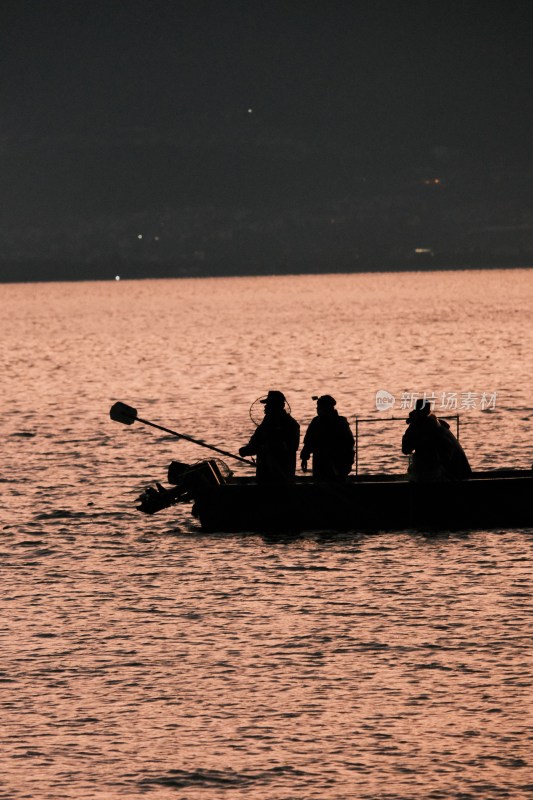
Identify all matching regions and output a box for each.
[190,472,533,533]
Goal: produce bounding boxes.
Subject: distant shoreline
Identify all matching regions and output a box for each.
[1,258,533,285]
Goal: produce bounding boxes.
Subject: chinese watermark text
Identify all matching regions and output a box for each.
[375,390,497,413]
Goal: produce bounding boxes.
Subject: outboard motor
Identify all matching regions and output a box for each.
[168,460,190,485]
[182,460,224,496]
[137,458,232,516]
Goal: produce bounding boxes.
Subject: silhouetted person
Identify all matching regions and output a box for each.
[300,395,355,481]
[402,399,471,482]
[239,390,300,483]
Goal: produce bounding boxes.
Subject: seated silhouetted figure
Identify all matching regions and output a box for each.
[402,399,472,482]
[239,390,300,483]
[300,395,355,481]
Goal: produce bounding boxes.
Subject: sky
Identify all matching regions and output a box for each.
[1,0,532,275]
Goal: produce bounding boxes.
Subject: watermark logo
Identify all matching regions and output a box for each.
[375,390,497,412]
[375,390,396,412]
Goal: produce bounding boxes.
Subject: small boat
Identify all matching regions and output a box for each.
[110,401,533,533]
[136,459,533,533]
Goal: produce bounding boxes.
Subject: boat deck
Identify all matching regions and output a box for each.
[228,468,532,485]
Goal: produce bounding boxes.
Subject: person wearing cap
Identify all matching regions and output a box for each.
[402,399,471,482]
[239,391,300,483]
[300,395,355,481]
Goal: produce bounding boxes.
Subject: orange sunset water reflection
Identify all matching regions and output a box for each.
[1,270,532,798]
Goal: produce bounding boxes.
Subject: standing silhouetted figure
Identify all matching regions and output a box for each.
[300,395,355,481]
[239,390,300,483]
[402,399,471,482]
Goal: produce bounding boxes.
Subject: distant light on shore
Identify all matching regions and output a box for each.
[137,234,143,239]
[115,275,120,281]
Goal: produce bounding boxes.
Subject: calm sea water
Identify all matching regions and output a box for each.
[1,270,532,799]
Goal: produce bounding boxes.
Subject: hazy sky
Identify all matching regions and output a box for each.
[1,0,532,220]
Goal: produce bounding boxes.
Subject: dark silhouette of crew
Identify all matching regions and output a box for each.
[239,390,300,483]
[402,399,472,482]
[300,395,355,481]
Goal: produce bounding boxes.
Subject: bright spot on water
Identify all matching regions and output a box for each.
[115,275,120,281]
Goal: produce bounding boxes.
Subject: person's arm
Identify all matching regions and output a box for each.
[300,420,314,470]
[341,417,355,447]
[239,427,261,457]
[402,425,414,455]
[292,420,301,452]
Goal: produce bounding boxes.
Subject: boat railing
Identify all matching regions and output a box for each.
[353,415,460,476]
